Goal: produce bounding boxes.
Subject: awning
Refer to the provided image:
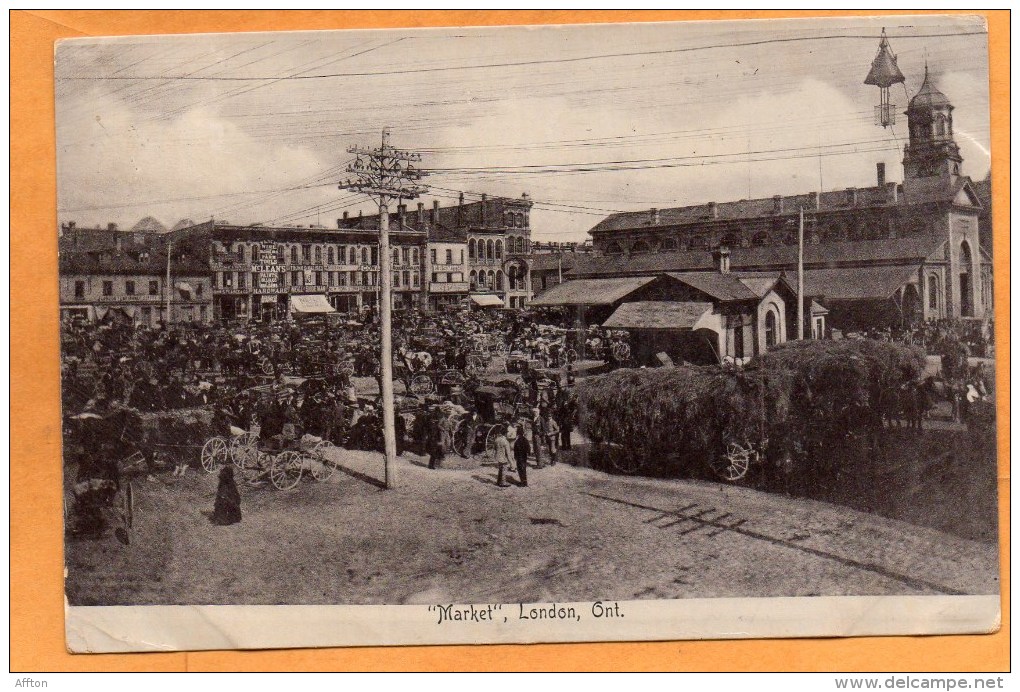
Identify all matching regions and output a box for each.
[530,276,657,307]
[469,294,504,307]
[802,265,920,301]
[290,294,337,314]
[602,301,716,331]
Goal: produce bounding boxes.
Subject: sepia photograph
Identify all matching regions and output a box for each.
[54,13,1001,652]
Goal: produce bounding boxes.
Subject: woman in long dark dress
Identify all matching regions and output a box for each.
[211,466,242,525]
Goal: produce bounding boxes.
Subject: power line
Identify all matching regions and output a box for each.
[58,30,986,82]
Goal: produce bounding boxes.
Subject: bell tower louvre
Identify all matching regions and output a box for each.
[902,64,964,182]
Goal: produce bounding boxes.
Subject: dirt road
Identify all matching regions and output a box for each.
[65,448,998,606]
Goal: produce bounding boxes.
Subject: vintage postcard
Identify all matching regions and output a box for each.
[56,14,1000,652]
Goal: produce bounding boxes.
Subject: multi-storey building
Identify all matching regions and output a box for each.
[176,218,427,320]
[58,227,212,326]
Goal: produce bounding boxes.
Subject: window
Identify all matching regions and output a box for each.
[327,247,334,264]
[212,273,218,289]
[353,271,361,286]
[495,240,503,260]
[661,238,678,251]
[733,317,745,360]
[460,249,465,264]
[751,232,769,247]
[290,246,298,264]
[252,245,259,262]
[277,246,285,263]
[339,272,347,287]
[765,310,778,349]
[447,272,453,283]
[74,280,85,298]
[200,306,207,322]
[197,282,204,297]
[393,272,400,287]
[328,272,335,287]
[469,239,477,260]
[604,242,623,255]
[300,245,310,262]
[363,247,370,265]
[364,271,372,286]
[315,246,322,264]
[403,270,410,286]
[103,281,113,296]
[496,271,504,291]
[315,271,322,286]
[469,270,477,290]
[393,248,400,266]
[292,271,301,286]
[431,249,437,264]
[125,280,135,295]
[432,272,439,283]
[928,274,939,310]
[412,272,419,288]
[238,273,246,289]
[412,248,419,265]
[237,246,245,263]
[142,306,152,323]
[445,249,453,265]
[487,240,494,260]
[631,240,651,253]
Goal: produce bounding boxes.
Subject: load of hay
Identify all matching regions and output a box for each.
[575,338,926,479]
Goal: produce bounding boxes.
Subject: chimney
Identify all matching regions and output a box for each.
[886,181,899,204]
[432,200,440,225]
[713,246,731,274]
[417,202,424,225]
[812,191,821,210]
[343,211,349,220]
[115,233,122,254]
[108,222,118,232]
[708,202,718,219]
[649,208,659,225]
[358,209,363,218]
[68,220,76,230]
[398,203,406,229]
[772,195,783,214]
[458,193,464,226]
[847,187,858,206]
[480,194,487,225]
[876,162,886,187]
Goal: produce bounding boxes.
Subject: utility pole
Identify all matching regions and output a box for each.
[797,207,805,340]
[340,128,428,489]
[165,237,173,329]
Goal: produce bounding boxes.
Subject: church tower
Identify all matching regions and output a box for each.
[902,65,963,181]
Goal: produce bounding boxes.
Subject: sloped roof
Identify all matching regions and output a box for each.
[666,272,759,302]
[131,216,168,233]
[572,237,946,277]
[864,31,906,88]
[802,265,921,301]
[909,66,952,110]
[529,276,656,306]
[528,252,584,272]
[170,218,196,232]
[603,301,714,330]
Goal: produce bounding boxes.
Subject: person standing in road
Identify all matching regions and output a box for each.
[542,408,560,466]
[493,427,514,488]
[513,423,530,487]
[530,407,545,469]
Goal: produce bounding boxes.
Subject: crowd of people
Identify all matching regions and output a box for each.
[859,318,995,359]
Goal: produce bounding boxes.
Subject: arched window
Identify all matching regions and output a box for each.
[751,232,769,247]
[765,309,778,349]
[928,274,940,311]
[392,248,400,266]
[517,213,525,228]
[327,246,334,264]
[314,246,322,264]
[495,240,503,260]
[412,248,419,265]
[290,246,298,264]
[507,266,517,290]
[488,270,496,289]
[469,239,477,260]
[604,241,623,255]
[631,240,651,253]
[506,212,516,228]
[469,270,478,290]
[959,240,975,317]
[935,114,947,138]
[660,238,678,251]
[237,245,246,263]
[496,270,504,291]
[361,247,368,265]
[486,240,494,260]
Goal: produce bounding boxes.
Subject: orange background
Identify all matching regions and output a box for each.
[10,10,1009,672]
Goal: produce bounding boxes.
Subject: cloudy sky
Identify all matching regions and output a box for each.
[55,14,990,241]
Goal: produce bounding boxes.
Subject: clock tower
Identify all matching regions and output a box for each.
[902,65,963,181]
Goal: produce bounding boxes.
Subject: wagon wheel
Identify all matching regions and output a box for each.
[565,349,579,364]
[607,442,643,475]
[610,342,631,362]
[465,355,486,375]
[484,423,506,459]
[241,450,269,487]
[309,440,338,481]
[230,432,258,469]
[409,374,435,397]
[709,441,756,482]
[270,450,303,491]
[337,361,355,377]
[200,437,229,474]
[452,419,471,458]
[260,358,274,376]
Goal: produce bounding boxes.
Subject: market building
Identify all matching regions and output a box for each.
[578,68,992,332]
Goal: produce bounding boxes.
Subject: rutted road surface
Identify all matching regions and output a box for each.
[65,449,998,605]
